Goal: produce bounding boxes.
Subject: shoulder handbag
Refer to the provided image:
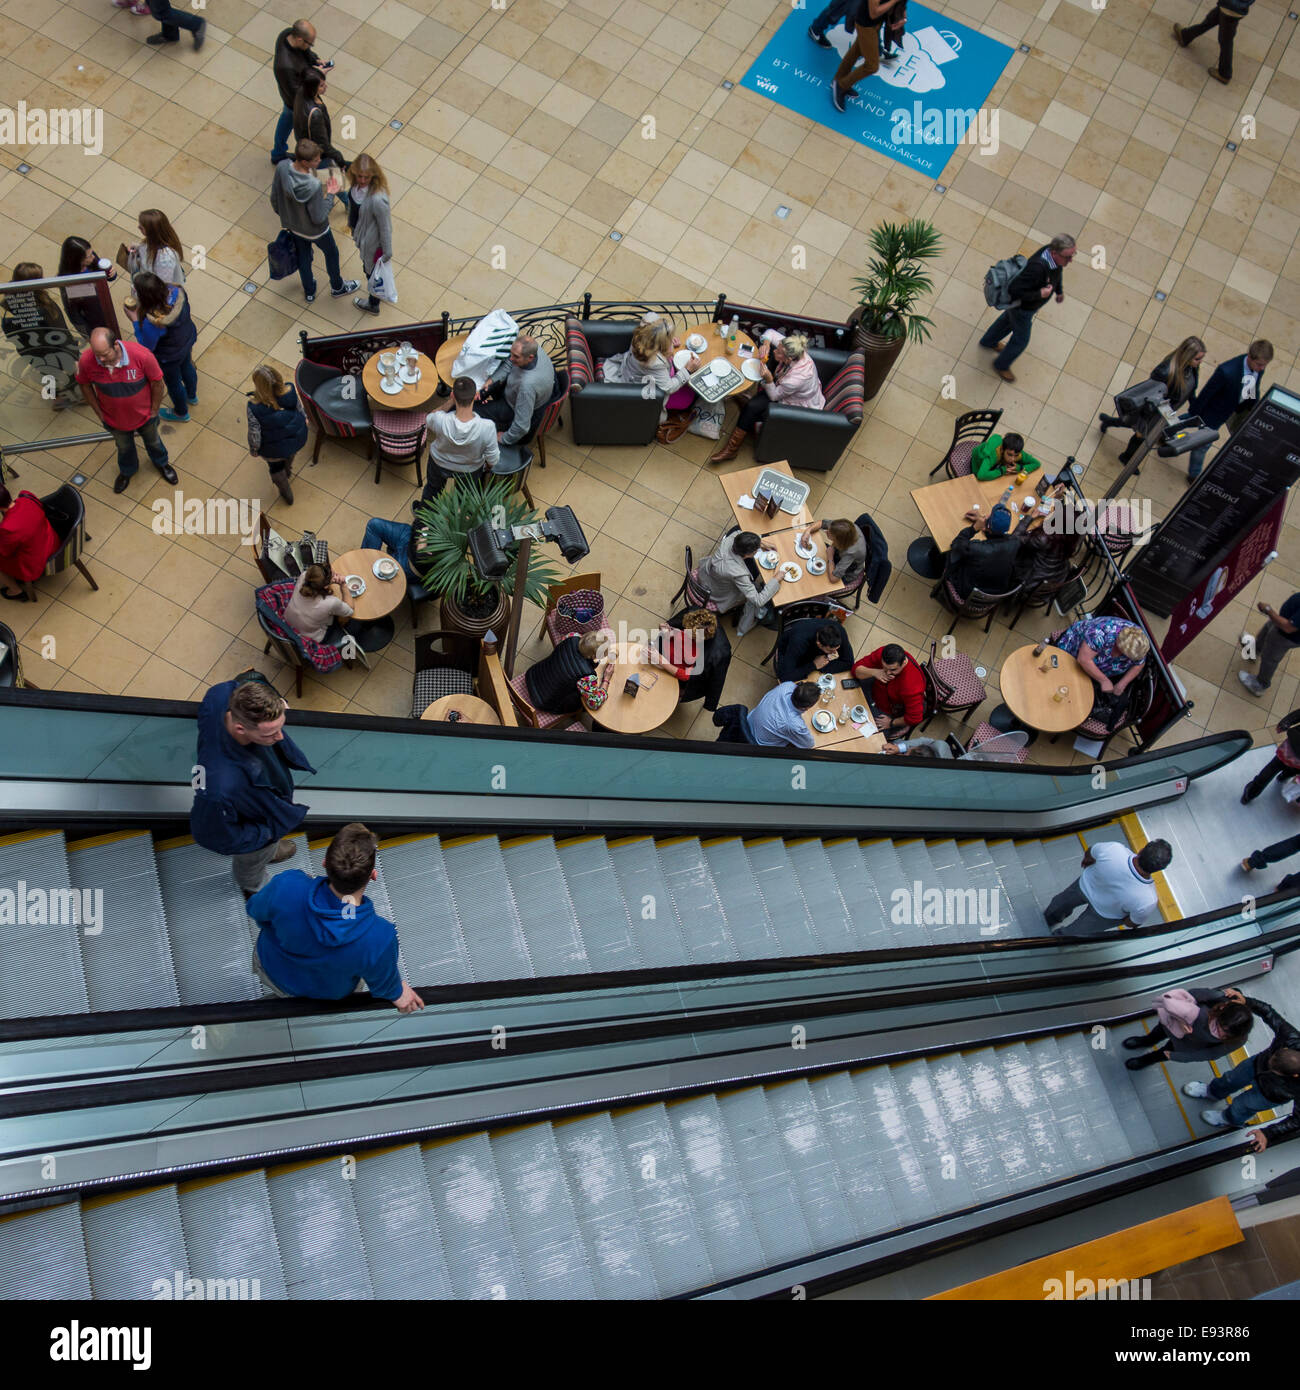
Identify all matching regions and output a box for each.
[267,230,299,281]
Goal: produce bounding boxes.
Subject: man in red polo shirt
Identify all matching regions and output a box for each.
[852,642,925,736]
[76,327,178,495]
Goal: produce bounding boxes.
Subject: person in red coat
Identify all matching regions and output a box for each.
[0,487,58,601]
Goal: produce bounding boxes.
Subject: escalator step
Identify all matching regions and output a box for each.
[924,1053,1012,1206]
[806,1071,899,1237]
[611,1102,715,1295]
[491,1123,598,1300]
[953,843,1012,941]
[893,841,942,944]
[850,1065,936,1227]
[500,838,591,977]
[266,1159,374,1300]
[351,1145,453,1300]
[996,1041,1076,1182]
[1051,1034,1135,1166]
[377,837,473,985]
[656,838,739,964]
[962,1048,1049,1195]
[666,1094,767,1283]
[1083,1032,1163,1154]
[178,1170,288,1300]
[890,1057,979,1211]
[860,840,921,948]
[0,831,88,1018]
[70,833,180,1012]
[0,1201,90,1299]
[1030,1035,1108,1171]
[1012,840,1056,915]
[555,838,643,972]
[821,841,890,948]
[764,1078,858,1249]
[553,1111,661,1299]
[422,1132,526,1300]
[986,840,1040,937]
[702,839,784,959]
[786,840,857,953]
[743,839,821,957]
[607,838,690,969]
[82,1185,189,1301]
[922,840,971,944]
[442,838,535,982]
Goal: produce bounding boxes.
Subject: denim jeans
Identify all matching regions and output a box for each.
[110,417,169,479]
[362,518,420,583]
[980,306,1036,371]
[809,0,853,36]
[1207,1054,1276,1127]
[293,229,343,297]
[160,355,198,415]
[147,0,201,37]
[1179,4,1240,80]
[272,106,295,160]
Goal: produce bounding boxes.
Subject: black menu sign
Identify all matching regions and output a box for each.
[1125,386,1300,616]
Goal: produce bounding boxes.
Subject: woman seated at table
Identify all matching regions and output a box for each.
[284,564,353,646]
[1014,483,1077,591]
[648,608,732,711]
[942,503,1023,600]
[710,333,824,464]
[1055,615,1149,720]
[696,528,781,637]
[599,321,700,440]
[972,430,1041,481]
[775,616,852,684]
[0,486,59,602]
[803,517,867,587]
[524,629,612,717]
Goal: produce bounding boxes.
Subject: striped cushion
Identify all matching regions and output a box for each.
[970,721,1029,762]
[370,406,427,447]
[822,355,865,422]
[930,653,986,705]
[947,440,975,477]
[565,318,594,393]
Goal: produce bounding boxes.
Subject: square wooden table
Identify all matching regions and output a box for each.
[801,699,889,753]
[909,475,1042,552]
[716,466,837,607]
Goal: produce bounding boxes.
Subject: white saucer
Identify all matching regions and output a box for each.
[372,558,400,581]
[710,358,730,377]
[812,710,836,733]
[344,574,366,597]
[686,334,707,353]
[756,550,778,570]
[850,704,870,723]
[807,557,827,575]
[379,378,404,394]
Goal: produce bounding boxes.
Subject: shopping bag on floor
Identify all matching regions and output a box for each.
[267,230,299,281]
[688,398,725,440]
[453,308,519,387]
[369,258,398,305]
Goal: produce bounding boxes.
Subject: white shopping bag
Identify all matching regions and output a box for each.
[369,258,397,305]
[453,308,519,388]
[1282,775,1300,805]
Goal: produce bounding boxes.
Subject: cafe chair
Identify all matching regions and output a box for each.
[959,723,1030,763]
[254,579,346,699]
[491,444,534,507]
[21,484,98,600]
[826,512,889,611]
[410,629,479,719]
[1068,662,1156,756]
[0,620,31,688]
[753,349,865,473]
[1008,553,1088,630]
[370,406,426,487]
[670,546,719,612]
[296,360,373,466]
[933,578,1022,635]
[505,667,590,732]
[929,408,1003,478]
[536,573,604,648]
[918,639,987,731]
[523,369,569,469]
[565,317,662,446]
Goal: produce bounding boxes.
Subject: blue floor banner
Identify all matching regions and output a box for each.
[741,5,1013,177]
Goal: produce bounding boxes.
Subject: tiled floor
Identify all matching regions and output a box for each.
[1152,1210,1300,1299]
[3,0,1300,762]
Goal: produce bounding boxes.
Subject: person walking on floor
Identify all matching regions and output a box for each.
[1123,986,1253,1071]
[1044,838,1172,937]
[1172,0,1254,84]
[808,0,854,46]
[271,20,328,164]
[830,0,904,112]
[1239,592,1300,697]
[979,234,1077,383]
[76,327,178,495]
[191,674,315,898]
[247,364,308,505]
[346,154,392,317]
[145,0,204,49]
[269,140,359,305]
[1183,996,1300,1150]
[1240,710,1300,804]
[1184,338,1273,479]
[1239,827,1300,890]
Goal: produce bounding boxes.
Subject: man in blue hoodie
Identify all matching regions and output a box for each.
[246,822,424,1012]
[191,674,315,896]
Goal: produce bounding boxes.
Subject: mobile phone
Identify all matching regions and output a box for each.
[322,59,335,68]
[1050,654,1059,668]
[841,677,860,689]
[739,342,754,358]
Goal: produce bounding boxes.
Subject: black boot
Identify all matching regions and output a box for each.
[270,468,294,504]
[1117,435,1140,464]
[1125,1049,1168,1071]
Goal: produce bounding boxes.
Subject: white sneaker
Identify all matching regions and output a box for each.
[1200,1108,1229,1128]
[1182,1080,1210,1098]
[1238,671,1266,696]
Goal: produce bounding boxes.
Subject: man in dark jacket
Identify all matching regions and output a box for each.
[1184,339,1272,477]
[190,674,315,896]
[1184,997,1300,1151]
[979,234,1077,381]
[775,617,853,684]
[1173,0,1254,83]
[271,21,326,164]
[942,503,1023,600]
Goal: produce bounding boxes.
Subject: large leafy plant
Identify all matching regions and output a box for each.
[851,219,943,345]
[412,475,561,607]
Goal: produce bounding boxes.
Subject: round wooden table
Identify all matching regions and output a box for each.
[434,333,469,387]
[331,548,408,622]
[361,350,439,410]
[684,321,757,398]
[589,642,680,735]
[998,643,1092,733]
[421,693,500,724]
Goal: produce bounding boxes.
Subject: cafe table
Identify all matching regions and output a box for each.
[716,466,838,608]
[907,473,1043,579]
[990,642,1092,740]
[589,643,680,735]
[420,693,500,724]
[683,320,756,397]
[360,348,439,411]
[332,547,407,654]
[801,695,889,753]
[434,332,469,389]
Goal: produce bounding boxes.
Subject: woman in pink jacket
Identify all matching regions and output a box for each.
[710,332,826,462]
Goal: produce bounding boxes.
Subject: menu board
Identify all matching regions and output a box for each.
[754,468,810,515]
[1125,387,1300,616]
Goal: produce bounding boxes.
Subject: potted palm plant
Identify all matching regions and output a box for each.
[850,219,943,400]
[413,476,562,640]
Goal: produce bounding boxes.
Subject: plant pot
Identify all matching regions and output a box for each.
[439,586,510,643]
[854,326,906,400]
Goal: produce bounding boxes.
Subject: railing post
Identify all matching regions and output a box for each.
[714,292,726,322]
[582,292,592,320]
[503,537,531,680]
[297,329,308,357]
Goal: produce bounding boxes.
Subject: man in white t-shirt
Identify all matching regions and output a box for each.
[1045,838,1171,937]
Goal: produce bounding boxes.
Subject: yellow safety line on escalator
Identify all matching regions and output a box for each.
[1119,811,1180,921]
[1144,1019,1198,1141]
[0,829,60,847]
[64,830,149,850]
[500,835,551,848]
[377,832,437,847]
[154,834,195,850]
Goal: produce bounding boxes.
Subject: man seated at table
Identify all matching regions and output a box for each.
[361,507,431,586]
[942,502,1023,600]
[774,616,853,684]
[425,375,500,494]
[475,334,555,445]
[850,643,925,738]
[696,528,781,636]
[748,680,819,749]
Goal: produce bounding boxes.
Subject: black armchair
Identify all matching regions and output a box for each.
[565,317,663,446]
[753,348,865,472]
